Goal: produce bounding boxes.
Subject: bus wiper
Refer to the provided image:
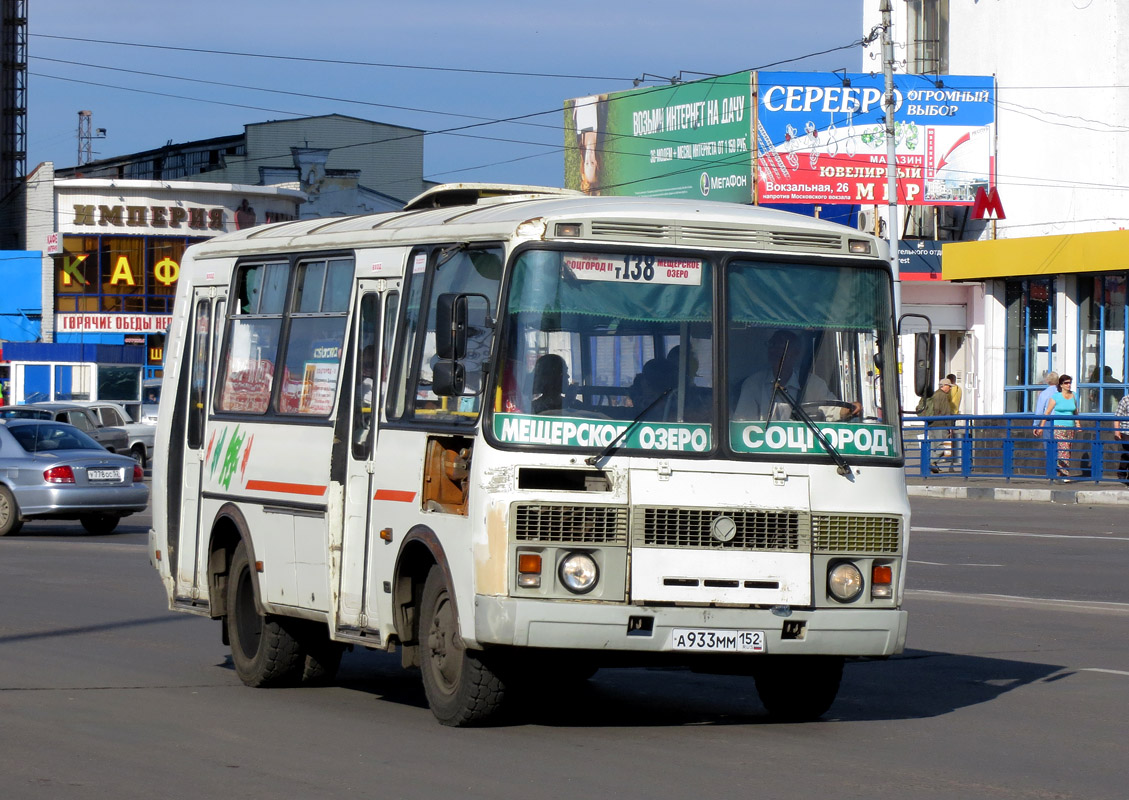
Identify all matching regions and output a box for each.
[768,380,854,478]
[585,387,672,466]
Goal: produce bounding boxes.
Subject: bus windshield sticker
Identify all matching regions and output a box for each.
[563,254,703,287]
[730,421,898,458]
[495,413,711,453]
[412,253,427,274]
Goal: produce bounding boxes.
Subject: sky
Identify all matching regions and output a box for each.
[27,1,865,194]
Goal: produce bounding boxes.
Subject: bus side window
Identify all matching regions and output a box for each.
[217,262,287,414]
[352,293,379,458]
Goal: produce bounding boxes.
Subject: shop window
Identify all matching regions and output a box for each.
[1004,277,1054,412]
[1078,274,1127,413]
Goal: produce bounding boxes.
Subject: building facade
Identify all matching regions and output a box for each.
[862,0,1129,413]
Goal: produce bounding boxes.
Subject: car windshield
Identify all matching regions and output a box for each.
[9,423,103,453]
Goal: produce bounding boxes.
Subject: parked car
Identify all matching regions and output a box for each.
[13,403,130,456]
[141,379,161,426]
[0,419,149,536]
[77,402,156,468]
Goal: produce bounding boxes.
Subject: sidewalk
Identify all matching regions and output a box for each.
[906,474,1129,505]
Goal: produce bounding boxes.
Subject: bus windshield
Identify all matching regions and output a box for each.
[492,248,899,460]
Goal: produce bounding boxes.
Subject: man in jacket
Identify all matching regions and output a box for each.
[922,378,956,473]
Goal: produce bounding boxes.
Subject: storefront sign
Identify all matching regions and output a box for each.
[46,232,62,255]
[57,314,173,334]
[71,204,226,231]
[900,240,944,281]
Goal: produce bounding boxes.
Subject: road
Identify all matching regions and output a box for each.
[1,496,1126,799]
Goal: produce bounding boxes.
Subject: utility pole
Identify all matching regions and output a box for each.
[880,0,901,317]
[76,110,106,166]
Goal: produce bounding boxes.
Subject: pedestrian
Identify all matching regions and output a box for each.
[1036,374,1077,478]
[1115,391,1129,485]
[945,373,962,413]
[922,378,956,473]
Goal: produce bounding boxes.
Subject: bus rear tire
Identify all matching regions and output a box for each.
[753,655,843,722]
[226,540,304,687]
[418,565,505,726]
[297,622,345,685]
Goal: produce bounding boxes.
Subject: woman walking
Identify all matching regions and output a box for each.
[1037,374,1077,478]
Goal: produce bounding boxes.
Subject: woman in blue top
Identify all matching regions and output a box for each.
[1037,374,1077,477]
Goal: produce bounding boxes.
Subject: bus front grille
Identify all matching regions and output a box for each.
[812,514,902,554]
[633,507,809,551]
[513,503,629,544]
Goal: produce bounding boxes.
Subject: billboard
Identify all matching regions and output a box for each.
[756,72,995,206]
[565,71,995,207]
[564,73,756,203]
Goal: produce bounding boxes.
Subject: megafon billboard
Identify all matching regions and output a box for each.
[564,71,994,206]
[563,73,756,203]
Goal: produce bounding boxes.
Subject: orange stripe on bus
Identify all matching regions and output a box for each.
[245,480,327,497]
[374,489,416,503]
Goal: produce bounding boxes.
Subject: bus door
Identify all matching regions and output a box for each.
[174,287,224,601]
[337,283,385,631]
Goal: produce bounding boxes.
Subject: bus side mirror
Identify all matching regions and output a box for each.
[436,293,468,360]
[433,360,466,396]
[914,333,934,397]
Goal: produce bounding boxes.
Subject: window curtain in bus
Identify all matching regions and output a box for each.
[507,251,711,325]
[728,263,891,331]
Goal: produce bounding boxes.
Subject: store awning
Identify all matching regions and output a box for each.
[942,229,1129,280]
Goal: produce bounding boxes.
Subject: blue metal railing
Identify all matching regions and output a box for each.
[902,413,1129,482]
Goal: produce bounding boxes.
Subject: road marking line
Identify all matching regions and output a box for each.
[912,527,1129,542]
[908,589,1129,614]
[1082,668,1129,677]
[909,560,1004,567]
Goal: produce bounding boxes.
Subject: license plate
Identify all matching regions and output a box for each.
[87,468,121,481]
[671,628,766,653]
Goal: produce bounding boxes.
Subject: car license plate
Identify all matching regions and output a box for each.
[671,628,766,652]
[87,468,121,481]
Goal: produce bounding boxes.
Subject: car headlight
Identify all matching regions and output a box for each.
[828,562,864,602]
[558,552,599,594]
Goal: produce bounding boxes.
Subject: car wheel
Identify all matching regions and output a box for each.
[80,514,120,535]
[130,445,147,469]
[0,485,24,536]
[225,540,305,687]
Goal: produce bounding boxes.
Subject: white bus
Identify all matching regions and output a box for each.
[150,184,910,726]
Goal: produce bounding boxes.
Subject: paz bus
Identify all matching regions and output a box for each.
[149,183,910,726]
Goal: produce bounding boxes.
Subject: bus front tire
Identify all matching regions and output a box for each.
[753,655,844,722]
[226,540,304,688]
[418,565,505,726]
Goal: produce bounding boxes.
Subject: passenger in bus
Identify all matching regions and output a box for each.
[532,354,570,414]
[665,346,710,421]
[733,329,844,421]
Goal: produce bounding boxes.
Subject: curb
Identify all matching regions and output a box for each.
[907,484,1129,505]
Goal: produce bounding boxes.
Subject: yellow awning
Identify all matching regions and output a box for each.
[942,229,1129,280]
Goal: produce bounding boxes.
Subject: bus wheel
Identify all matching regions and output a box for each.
[226,540,304,687]
[0,485,23,536]
[80,514,119,535]
[297,622,345,685]
[418,565,505,726]
[753,655,844,722]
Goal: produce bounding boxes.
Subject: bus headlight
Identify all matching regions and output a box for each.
[828,562,864,602]
[559,552,599,594]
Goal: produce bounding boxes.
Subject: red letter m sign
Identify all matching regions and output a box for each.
[971,186,1006,220]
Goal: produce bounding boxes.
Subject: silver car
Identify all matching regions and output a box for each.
[16,403,131,455]
[79,401,156,468]
[0,419,149,536]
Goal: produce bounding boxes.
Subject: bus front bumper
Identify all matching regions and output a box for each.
[472,595,907,657]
